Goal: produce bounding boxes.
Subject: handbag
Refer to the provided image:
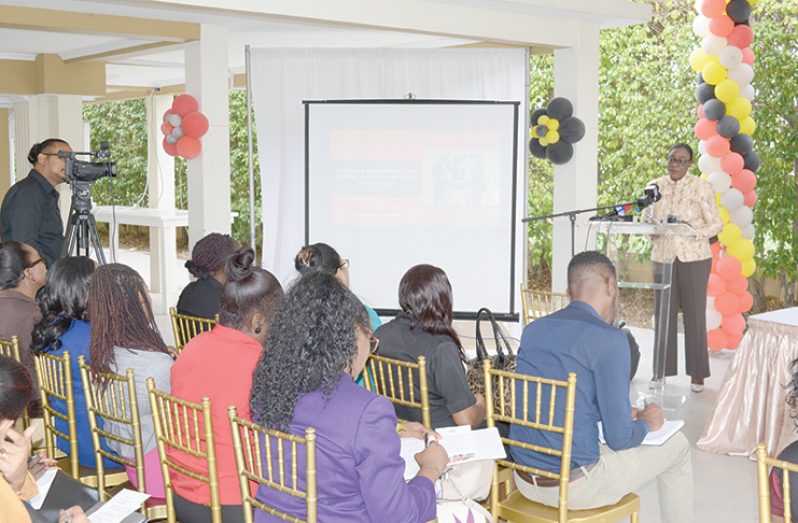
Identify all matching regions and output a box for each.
[465,308,516,414]
[437,462,494,523]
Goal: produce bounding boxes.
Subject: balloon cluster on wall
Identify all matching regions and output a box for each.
[161,94,210,160]
[690,0,758,351]
[528,97,586,165]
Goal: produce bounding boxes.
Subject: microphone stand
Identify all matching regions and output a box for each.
[523,201,637,257]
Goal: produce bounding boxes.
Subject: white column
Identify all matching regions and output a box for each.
[551,22,600,293]
[146,94,177,307]
[184,24,232,249]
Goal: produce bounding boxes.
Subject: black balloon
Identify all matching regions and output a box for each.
[717,116,741,138]
[696,82,716,104]
[731,133,754,156]
[530,108,548,125]
[743,151,761,171]
[529,138,547,159]
[703,99,726,121]
[727,0,752,23]
[534,125,548,138]
[697,72,705,85]
[546,141,574,165]
[558,117,586,143]
[547,97,573,121]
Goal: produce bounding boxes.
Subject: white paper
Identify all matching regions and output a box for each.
[400,437,425,480]
[598,419,685,446]
[28,468,58,510]
[88,489,150,523]
[400,426,507,480]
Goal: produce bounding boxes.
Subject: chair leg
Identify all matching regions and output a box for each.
[631,511,639,523]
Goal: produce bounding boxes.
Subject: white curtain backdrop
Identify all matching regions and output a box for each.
[250,47,528,300]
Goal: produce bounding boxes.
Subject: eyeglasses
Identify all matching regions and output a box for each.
[25,258,46,270]
[369,335,380,354]
[339,259,350,269]
[667,157,691,167]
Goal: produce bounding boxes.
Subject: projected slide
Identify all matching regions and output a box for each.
[306,101,519,318]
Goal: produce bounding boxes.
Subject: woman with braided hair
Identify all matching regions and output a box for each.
[87,263,174,497]
[176,232,239,319]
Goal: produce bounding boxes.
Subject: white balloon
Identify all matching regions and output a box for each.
[707,307,722,330]
[708,171,732,193]
[740,84,756,101]
[692,16,711,38]
[699,154,722,174]
[707,296,716,309]
[698,140,708,156]
[728,64,755,87]
[167,113,182,127]
[171,126,184,139]
[718,46,744,69]
[694,0,703,14]
[731,206,754,228]
[703,36,728,56]
[720,188,745,211]
[165,134,178,144]
[741,224,755,240]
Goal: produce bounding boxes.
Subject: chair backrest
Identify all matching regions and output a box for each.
[34,350,80,479]
[147,377,221,523]
[228,406,317,523]
[78,356,144,501]
[757,442,798,523]
[169,307,217,353]
[520,286,570,325]
[0,335,31,430]
[483,359,577,523]
[362,353,431,428]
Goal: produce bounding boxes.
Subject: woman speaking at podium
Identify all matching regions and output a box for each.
[643,143,722,392]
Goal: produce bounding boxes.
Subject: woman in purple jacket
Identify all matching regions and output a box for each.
[249,271,448,522]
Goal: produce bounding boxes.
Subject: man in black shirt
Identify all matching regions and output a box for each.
[0,138,72,266]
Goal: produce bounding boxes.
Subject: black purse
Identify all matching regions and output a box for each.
[465,308,517,413]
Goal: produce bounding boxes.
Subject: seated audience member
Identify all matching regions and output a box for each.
[30,257,117,469]
[176,233,239,319]
[511,251,692,523]
[0,241,47,417]
[87,264,173,497]
[0,355,90,523]
[768,359,798,522]
[376,264,485,429]
[250,271,447,522]
[170,247,283,523]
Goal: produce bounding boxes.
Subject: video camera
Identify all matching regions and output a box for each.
[58,141,117,183]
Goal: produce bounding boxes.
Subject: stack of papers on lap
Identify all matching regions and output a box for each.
[401,425,506,480]
[598,419,685,446]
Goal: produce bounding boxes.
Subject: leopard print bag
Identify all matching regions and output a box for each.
[465,308,516,414]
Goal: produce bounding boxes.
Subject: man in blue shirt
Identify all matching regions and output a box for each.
[511,251,692,523]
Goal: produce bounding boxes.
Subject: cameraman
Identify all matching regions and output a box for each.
[1,139,72,267]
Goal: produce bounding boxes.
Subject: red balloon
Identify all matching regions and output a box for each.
[176,136,202,159]
[695,118,718,141]
[708,328,729,351]
[162,110,173,123]
[709,15,735,37]
[716,256,742,280]
[707,273,726,296]
[182,112,209,138]
[738,290,754,312]
[743,189,758,207]
[697,104,705,119]
[706,135,731,157]
[741,47,755,65]
[722,313,746,336]
[700,0,726,17]
[715,292,740,315]
[726,275,748,295]
[172,94,199,116]
[161,122,173,136]
[162,137,178,157]
[726,331,744,349]
[733,170,757,193]
[727,25,754,49]
[711,243,723,257]
[721,152,744,175]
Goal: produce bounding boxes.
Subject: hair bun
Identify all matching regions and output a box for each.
[27,143,41,165]
[184,259,209,279]
[294,245,319,273]
[226,247,255,282]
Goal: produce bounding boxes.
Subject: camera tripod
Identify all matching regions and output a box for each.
[61,181,107,264]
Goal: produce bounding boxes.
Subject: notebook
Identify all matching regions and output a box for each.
[598,419,685,446]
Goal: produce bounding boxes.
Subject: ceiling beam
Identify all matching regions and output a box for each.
[64,42,185,64]
[0,54,105,96]
[0,5,200,42]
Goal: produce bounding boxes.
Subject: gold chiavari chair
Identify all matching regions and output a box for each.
[147,378,222,523]
[756,442,798,523]
[79,357,167,520]
[520,286,570,325]
[362,354,431,428]
[228,406,317,523]
[482,360,639,523]
[0,335,31,430]
[169,307,218,354]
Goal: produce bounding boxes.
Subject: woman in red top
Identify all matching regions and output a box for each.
[169,247,284,523]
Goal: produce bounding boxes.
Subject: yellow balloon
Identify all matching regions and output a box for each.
[547,118,560,131]
[728,238,755,262]
[718,223,742,246]
[537,115,550,126]
[702,61,727,86]
[726,97,752,120]
[715,194,722,206]
[715,79,741,104]
[741,258,757,278]
[740,116,757,136]
[689,48,712,72]
[539,136,549,147]
[718,207,730,224]
[545,130,560,144]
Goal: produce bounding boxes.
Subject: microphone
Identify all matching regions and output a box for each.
[635,183,661,211]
